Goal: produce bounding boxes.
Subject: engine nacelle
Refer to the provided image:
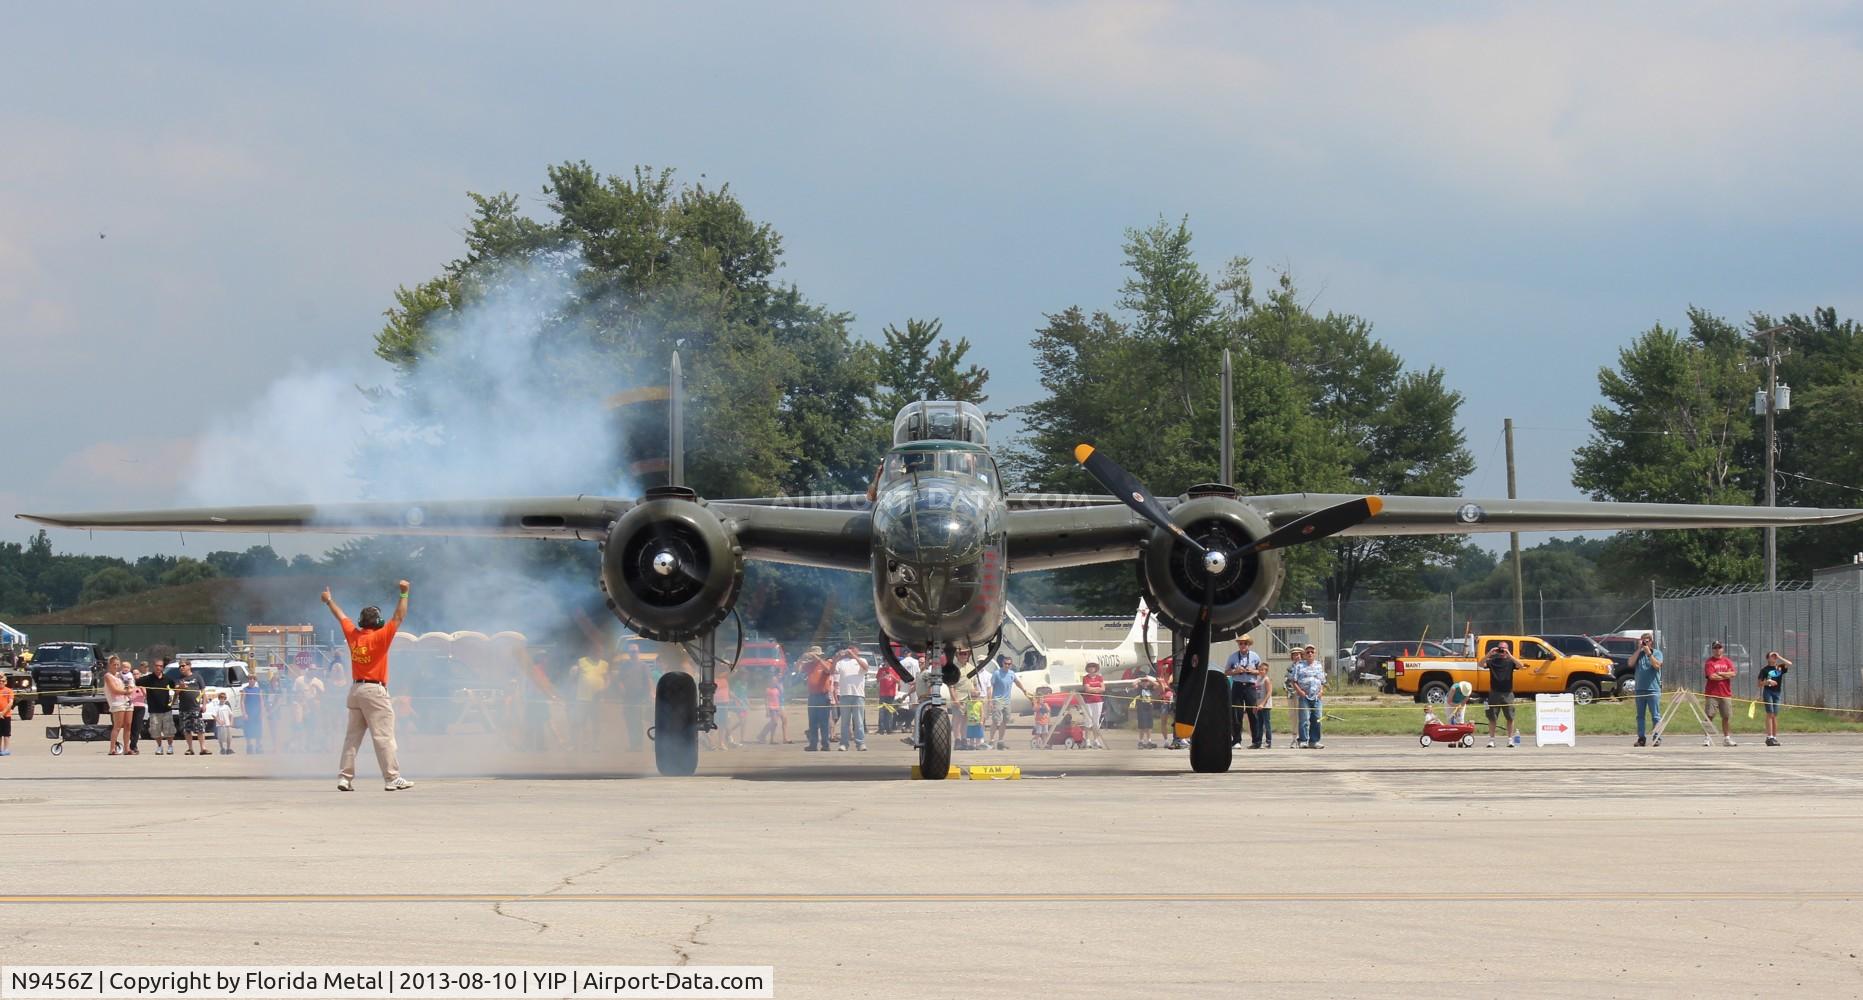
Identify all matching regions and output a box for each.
[600,490,743,643]
[1137,493,1282,641]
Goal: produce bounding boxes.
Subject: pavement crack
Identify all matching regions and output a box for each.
[671,913,714,967]
[543,829,665,896]
[492,900,549,936]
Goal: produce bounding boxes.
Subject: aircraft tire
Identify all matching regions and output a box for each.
[917,705,952,780]
[653,672,700,777]
[1189,671,1233,773]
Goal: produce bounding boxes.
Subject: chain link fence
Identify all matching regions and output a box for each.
[1337,594,1653,650]
[1654,581,1863,710]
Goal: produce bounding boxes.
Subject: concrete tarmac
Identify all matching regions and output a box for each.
[3,727,1861,998]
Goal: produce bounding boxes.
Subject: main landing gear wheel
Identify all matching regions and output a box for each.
[917,704,952,780]
[80,703,102,727]
[653,672,700,777]
[1188,670,1233,773]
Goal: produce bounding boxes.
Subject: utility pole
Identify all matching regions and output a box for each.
[1220,349,1234,487]
[1506,418,1524,633]
[1752,325,1792,591]
[670,350,685,488]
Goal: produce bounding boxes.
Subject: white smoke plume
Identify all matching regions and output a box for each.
[187,258,629,507]
[182,257,641,638]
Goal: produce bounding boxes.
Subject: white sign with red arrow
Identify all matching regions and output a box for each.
[1535,693,1577,747]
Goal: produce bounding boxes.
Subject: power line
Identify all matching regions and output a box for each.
[1778,470,1863,495]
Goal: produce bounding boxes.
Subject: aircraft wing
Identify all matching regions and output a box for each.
[1005,503,1150,572]
[1003,491,1863,570]
[18,496,876,570]
[711,502,872,571]
[1250,493,1863,536]
[16,497,629,541]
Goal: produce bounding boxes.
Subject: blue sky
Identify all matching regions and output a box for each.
[5,1,1861,557]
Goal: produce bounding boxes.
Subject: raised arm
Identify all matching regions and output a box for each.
[320,587,346,624]
[391,580,410,628]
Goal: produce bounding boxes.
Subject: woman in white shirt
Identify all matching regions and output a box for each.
[104,656,136,755]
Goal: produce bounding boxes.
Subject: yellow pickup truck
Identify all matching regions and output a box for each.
[1391,635,1618,704]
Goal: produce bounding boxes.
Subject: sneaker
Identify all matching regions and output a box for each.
[1652,735,1662,747]
[837,744,849,752]
[1487,739,1495,748]
[1765,736,1779,747]
[1703,737,1713,747]
[1310,742,1325,750]
[384,777,414,791]
[1633,737,1647,747]
[336,777,353,792]
[803,745,818,752]
[855,744,867,751]
[1294,741,1307,749]
[1724,737,1738,747]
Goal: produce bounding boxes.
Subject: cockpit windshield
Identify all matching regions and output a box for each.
[879,447,998,491]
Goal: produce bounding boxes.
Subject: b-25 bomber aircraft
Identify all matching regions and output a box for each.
[22,393,1863,779]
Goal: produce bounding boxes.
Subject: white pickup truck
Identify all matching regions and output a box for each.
[167,655,253,732]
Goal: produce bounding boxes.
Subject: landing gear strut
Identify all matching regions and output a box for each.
[911,642,957,779]
[652,630,719,777]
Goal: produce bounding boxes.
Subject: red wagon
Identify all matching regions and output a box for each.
[1419,720,1477,748]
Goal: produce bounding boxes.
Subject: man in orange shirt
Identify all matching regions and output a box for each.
[322,581,412,792]
[799,645,835,751]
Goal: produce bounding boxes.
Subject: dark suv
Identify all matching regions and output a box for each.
[1354,641,1451,690]
[1545,634,1638,694]
[28,642,109,724]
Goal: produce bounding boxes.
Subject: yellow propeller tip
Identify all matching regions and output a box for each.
[1073,444,1095,464]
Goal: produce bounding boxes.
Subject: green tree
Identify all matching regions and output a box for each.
[159,559,219,587]
[1013,220,1348,609]
[1236,267,1473,602]
[78,567,147,605]
[871,318,989,414]
[377,163,877,498]
[1757,308,1863,577]
[1574,310,1761,587]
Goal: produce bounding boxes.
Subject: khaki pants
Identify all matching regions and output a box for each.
[339,683,400,782]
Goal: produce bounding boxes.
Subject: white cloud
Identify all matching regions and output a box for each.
[928,2,1863,218]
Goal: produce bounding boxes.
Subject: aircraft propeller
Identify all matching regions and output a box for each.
[1071,444,1383,765]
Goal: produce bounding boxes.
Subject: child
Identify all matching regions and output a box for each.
[1032,700,1052,749]
[1759,651,1791,747]
[963,696,985,750]
[0,674,14,756]
[212,693,235,755]
[1133,674,1158,748]
[759,675,785,744]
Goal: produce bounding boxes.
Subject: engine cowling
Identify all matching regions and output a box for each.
[1137,493,1282,641]
[600,491,743,642]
